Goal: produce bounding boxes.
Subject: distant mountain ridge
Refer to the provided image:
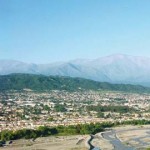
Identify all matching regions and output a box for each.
[1,54,150,86]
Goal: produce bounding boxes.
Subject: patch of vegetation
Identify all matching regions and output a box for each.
[0,119,150,142]
[55,104,67,112]
[87,105,135,113]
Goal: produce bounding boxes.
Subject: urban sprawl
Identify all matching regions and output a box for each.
[0,90,150,131]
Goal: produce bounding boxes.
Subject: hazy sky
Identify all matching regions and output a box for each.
[1,0,150,63]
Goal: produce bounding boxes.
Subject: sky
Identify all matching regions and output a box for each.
[0,0,150,63]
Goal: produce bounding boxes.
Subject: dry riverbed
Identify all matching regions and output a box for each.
[115,125,150,149]
[0,135,87,150]
[0,125,150,150]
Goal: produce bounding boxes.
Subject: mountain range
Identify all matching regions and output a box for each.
[1,54,150,86]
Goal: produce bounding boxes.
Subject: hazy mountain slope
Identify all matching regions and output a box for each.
[1,54,150,86]
[0,60,39,75]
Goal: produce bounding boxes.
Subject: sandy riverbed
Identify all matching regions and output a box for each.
[0,125,150,150]
[0,135,87,150]
[115,125,150,149]
[91,135,114,150]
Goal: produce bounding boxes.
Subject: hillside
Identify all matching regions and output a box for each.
[0,74,150,93]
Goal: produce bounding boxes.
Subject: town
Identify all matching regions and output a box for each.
[0,90,150,131]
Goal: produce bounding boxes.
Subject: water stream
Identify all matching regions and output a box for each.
[90,128,150,150]
[102,130,135,150]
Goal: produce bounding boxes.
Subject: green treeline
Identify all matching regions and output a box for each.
[0,123,105,141]
[0,120,150,142]
[0,74,150,93]
[87,105,135,113]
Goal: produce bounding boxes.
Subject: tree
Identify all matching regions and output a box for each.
[55,104,67,112]
[97,112,104,118]
[0,130,14,141]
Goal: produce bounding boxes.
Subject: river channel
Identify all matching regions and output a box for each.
[90,127,150,150]
[101,130,135,150]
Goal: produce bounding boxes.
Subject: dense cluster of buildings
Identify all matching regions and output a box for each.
[0,90,150,131]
